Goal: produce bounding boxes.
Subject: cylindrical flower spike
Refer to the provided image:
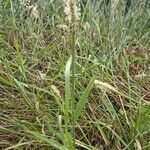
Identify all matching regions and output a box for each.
[63,0,81,25]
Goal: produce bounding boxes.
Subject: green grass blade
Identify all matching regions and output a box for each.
[27,130,68,150]
[74,78,94,122]
[4,142,31,150]
[64,56,72,131]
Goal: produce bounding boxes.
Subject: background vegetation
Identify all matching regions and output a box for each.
[0,0,150,149]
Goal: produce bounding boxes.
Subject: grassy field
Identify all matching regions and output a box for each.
[0,0,150,149]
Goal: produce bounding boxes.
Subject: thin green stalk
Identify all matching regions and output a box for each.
[71,42,76,149]
[70,1,78,148]
[71,15,76,150]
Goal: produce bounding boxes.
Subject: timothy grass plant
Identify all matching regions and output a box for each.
[0,0,150,150]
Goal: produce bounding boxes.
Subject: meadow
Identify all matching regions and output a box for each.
[0,0,150,149]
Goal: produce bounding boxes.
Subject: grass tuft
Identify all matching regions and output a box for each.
[0,0,150,149]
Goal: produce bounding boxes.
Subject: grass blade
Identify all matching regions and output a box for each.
[74,78,94,122]
[64,56,72,131]
[27,130,68,150]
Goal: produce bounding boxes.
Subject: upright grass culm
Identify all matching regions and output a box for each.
[63,0,80,148]
[108,0,119,51]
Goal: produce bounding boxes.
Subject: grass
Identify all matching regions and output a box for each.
[0,0,150,149]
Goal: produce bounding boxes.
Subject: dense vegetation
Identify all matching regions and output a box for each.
[0,0,149,149]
